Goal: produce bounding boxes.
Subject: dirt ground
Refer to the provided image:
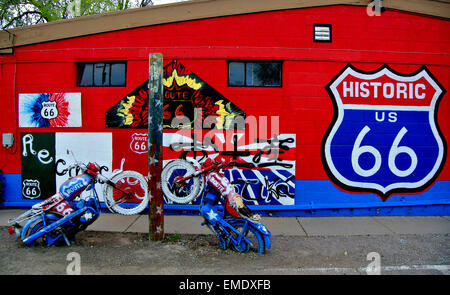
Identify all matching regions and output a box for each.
[0,226,448,276]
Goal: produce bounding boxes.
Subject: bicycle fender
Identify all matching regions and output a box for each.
[263,233,271,250]
[252,222,271,250]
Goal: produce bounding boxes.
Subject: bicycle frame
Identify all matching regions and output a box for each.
[21,180,101,246]
[171,164,214,190]
[199,186,271,252]
[163,158,271,253]
[98,173,134,206]
[203,216,255,249]
[9,153,149,246]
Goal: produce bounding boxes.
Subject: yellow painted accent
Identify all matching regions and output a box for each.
[163,70,202,90]
[117,95,136,125]
[215,100,230,129]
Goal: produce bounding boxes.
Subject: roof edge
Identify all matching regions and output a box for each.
[0,0,448,50]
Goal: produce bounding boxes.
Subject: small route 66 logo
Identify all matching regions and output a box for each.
[22,179,41,199]
[41,101,58,119]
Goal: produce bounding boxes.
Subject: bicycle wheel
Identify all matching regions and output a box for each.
[230,220,265,254]
[104,170,149,215]
[161,159,204,204]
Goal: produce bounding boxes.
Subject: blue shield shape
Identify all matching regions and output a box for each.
[322,64,446,200]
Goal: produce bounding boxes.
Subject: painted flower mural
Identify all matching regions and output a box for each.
[105,60,245,129]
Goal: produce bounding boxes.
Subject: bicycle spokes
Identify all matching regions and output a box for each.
[110,176,146,211]
[161,159,203,204]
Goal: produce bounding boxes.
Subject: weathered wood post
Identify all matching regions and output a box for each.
[148,53,164,241]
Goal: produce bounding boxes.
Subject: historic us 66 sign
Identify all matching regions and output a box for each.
[322,64,446,200]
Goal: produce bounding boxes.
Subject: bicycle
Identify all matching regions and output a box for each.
[8,151,149,246]
[161,158,271,254]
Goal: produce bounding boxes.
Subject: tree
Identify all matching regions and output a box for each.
[1,0,155,30]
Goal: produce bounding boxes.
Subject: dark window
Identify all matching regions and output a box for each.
[77,61,126,86]
[228,61,282,87]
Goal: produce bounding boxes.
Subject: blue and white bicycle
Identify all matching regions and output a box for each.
[8,152,148,246]
[161,159,271,254]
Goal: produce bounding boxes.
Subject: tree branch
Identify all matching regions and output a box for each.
[2,10,45,29]
[140,0,153,7]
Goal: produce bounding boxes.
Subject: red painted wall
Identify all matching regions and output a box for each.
[1,5,449,190]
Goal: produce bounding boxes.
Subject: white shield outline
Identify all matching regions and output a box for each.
[322,64,446,199]
[40,101,59,120]
[130,133,148,154]
[22,179,41,199]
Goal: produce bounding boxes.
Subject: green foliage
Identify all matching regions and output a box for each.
[1,0,155,29]
[168,233,182,242]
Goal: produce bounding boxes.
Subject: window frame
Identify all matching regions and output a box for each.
[76,61,127,87]
[227,60,283,88]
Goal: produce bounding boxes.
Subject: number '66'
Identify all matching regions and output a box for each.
[351,126,418,177]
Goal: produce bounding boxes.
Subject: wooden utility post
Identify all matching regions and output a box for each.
[148,53,164,241]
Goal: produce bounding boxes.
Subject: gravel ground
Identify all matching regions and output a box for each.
[0,226,448,275]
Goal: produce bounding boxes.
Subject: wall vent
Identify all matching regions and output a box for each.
[313,24,332,42]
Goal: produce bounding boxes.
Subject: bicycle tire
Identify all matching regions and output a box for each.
[161,159,204,204]
[230,220,265,254]
[103,170,149,215]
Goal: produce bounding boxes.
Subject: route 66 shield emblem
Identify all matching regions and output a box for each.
[22,179,41,199]
[130,133,148,154]
[40,101,59,120]
[322,64,446,200]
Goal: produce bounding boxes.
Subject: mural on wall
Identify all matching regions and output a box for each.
[98,59,295,206]
[19,93,82,127]
[109,129,296,206]
[19,129,295,206]
[162,130,296,206]
[321,64,446,200]
[21,133,55,199]
[105,60,245,129]
[21,132,112,201]
[103,59,295,206]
